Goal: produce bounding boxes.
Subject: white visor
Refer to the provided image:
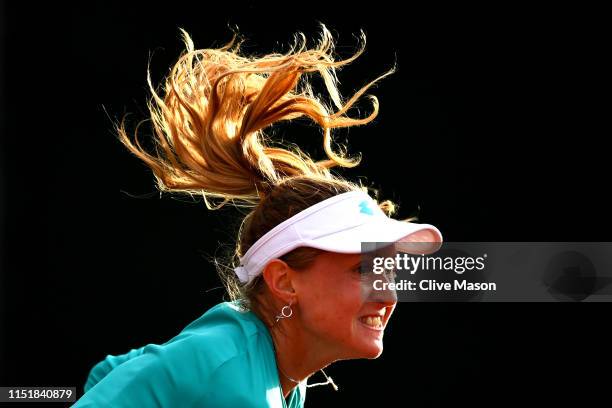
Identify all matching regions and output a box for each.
[234,190,443,284]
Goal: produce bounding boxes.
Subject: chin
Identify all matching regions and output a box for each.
[357,341,384,359]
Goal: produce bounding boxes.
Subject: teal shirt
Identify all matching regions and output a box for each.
[74,301,306,407]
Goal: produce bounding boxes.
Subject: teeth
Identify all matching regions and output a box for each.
[361,316,383,328]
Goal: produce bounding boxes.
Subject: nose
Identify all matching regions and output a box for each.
[364,270,398,305]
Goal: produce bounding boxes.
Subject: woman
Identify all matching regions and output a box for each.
[74,23,443,407]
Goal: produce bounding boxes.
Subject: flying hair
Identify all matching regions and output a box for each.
[115,23,396,211]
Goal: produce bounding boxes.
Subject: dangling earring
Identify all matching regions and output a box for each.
[275,303,293,323]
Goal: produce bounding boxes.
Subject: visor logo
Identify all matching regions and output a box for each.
[359,200,374,215]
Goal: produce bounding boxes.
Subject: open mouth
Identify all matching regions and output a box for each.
[358,315,384,330]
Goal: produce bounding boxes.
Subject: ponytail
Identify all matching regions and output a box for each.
[116,23,395,210]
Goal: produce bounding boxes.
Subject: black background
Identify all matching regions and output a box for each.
[1,1,610,406]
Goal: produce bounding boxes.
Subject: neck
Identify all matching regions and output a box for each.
[269,319,338,398]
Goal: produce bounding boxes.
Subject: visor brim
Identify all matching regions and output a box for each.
[301,218,443,255]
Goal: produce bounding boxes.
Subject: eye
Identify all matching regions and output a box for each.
[380,266,397,280]
[386,269,398,280]
[352,264,371,276]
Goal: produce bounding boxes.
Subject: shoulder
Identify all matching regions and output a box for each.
[139,301,267,375]
[124,301,271,383]
[177,301,267,360]
[77,302,271,406]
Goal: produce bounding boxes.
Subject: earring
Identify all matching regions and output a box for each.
[275,303,293,323]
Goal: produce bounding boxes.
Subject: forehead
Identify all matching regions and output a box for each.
[314,246,400,268]
[315,251,362,266]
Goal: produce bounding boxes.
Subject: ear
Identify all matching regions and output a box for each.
[261,259,297,305]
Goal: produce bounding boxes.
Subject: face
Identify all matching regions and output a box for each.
[290,251,397,360]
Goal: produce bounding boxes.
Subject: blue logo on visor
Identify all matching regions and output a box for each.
[359,200,374,215]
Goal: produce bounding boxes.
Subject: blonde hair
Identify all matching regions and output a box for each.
[116,23,404,319]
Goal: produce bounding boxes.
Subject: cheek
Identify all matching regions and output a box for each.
[298,273,364,336]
